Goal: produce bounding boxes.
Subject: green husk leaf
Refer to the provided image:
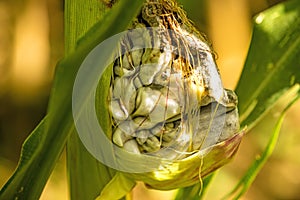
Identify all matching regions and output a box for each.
[125,132,243,190]
[95,173,136,200]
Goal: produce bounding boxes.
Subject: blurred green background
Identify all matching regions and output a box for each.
[0,0,299,199]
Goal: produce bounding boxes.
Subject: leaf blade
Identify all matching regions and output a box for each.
[236,0,300,128]
[224,89,300,200]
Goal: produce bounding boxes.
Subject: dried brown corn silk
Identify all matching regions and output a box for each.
[108,0,240,161]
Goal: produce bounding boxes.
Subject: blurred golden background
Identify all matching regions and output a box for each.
[0,0,299,199]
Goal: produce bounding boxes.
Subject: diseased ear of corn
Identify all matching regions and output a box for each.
[96,0,243,198]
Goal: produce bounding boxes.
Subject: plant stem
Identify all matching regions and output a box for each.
[64,1,113,199]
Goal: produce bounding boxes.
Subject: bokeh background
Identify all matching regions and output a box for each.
[0,0,299,199]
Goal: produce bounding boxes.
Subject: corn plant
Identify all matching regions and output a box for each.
[0,0,299,199]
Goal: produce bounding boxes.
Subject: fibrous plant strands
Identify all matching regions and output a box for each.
[108,0,240,160]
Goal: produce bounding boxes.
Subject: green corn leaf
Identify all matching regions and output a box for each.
[236,0,300,129]
[0,0,146,199]
[223,89,300,200]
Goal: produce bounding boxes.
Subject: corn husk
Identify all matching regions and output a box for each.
[96,0,244,198]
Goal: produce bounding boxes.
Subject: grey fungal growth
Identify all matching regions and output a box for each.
[108,0,240,160]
